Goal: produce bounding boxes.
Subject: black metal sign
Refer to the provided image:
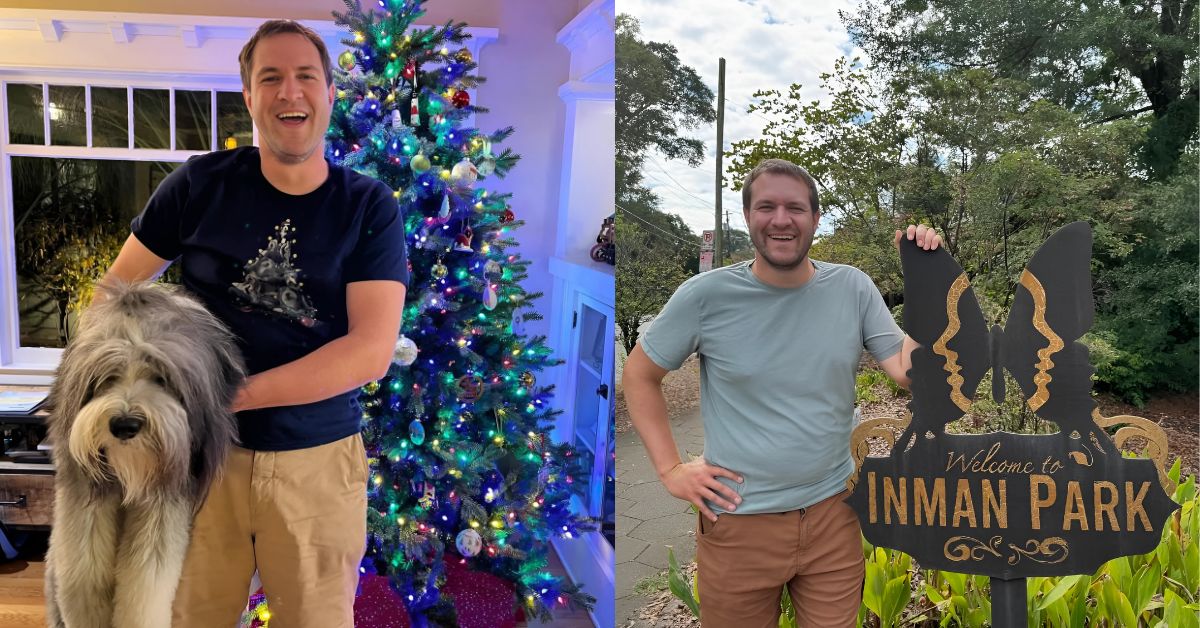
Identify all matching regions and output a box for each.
[846,222,1179,580]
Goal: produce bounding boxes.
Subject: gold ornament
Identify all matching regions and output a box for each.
[455,48,473,64]
[518,371,536,390]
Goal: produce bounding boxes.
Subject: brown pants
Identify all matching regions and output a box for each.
[696,490,865,628]
[172,433,369,628]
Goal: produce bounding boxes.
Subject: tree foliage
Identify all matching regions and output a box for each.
[726,10,1197,402]
[844,0,1198,178]
[615,219,691,355]
[616,14,715,203]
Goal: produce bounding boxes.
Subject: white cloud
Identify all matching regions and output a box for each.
[621,0,864,235]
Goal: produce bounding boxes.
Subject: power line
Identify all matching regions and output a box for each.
[614,203,702,249]
[726,100,774,126]
[646,155,717,206]
[642,173,713,211]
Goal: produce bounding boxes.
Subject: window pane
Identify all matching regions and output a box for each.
[48,85,86,146]
[92,87,129,148]
[7,84,44,145]
[133,88,169,149]
[217,91,252,150]
[175,89,211,151]
[12,157,180,347]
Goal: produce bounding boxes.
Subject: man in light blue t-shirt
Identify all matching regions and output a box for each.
[623,158,941,627]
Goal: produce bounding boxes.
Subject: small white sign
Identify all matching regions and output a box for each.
[699,250,713,272]
[701,230,715,251]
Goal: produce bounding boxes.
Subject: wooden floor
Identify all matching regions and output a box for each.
[0,533,596,627]
[0,548,45,628]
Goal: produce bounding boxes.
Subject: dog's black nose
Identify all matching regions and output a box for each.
[109,415,144,440]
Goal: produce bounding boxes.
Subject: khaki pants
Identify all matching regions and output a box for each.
[172,433,369,628]
[696,490,865,628]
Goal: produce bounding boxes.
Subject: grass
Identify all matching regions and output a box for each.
[633,569,670,595]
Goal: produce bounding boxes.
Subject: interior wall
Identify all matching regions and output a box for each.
[0,0,503,26]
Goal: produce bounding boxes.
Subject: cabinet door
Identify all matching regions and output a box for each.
[570,292,614,543]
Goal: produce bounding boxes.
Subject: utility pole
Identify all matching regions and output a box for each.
[714,57,725,268]
[724,210,732,262]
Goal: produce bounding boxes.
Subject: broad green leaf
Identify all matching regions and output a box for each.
[1038,574,1083,610]
[864,562,885,618]
[1102,577,1136,627]
[1185,537,1199,593]
[1108,556,1133,591]
[944,571,966,597]
[1163,588,1199,628]
[1131,562,1160,616]
[1168,530,1187,581]
[667,548,700,618]
[881,574,910,627]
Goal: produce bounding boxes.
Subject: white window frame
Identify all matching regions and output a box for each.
[0,71,248,384]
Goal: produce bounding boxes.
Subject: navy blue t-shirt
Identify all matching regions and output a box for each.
[131,147,409,451]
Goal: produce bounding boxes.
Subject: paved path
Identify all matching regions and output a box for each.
[614,408,704,625]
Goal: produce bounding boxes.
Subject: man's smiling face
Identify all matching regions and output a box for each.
[243,32,334,165]
[744,172,820,271]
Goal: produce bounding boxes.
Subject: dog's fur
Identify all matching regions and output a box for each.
[44,281,244,628]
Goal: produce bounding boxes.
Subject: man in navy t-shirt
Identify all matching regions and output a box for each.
[101,20,408,628]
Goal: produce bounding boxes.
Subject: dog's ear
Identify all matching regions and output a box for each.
[45,341,93,459]
[188,314,245,508]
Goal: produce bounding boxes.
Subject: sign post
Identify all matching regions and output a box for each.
[699,230,715,273]
[847,222,1178,625]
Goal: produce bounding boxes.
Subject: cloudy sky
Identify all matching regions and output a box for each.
[620,0,865,235]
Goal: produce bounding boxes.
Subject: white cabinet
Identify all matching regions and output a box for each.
[545,1,614,625]
[548,257,614,628]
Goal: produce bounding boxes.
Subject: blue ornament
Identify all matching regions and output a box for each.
[409,419,426,445]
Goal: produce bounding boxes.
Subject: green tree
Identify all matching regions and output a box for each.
[616,14,715,203]
[844,0,1198,177]
[615,219,691,355]
[725,58,909,238]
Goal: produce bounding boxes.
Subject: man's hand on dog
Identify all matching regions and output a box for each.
[661,458,743,522]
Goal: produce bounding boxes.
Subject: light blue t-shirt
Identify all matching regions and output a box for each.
[641,260,904,515]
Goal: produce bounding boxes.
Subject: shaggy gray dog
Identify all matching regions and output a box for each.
[44,281,244,628]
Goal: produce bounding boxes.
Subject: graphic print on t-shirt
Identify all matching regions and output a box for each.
[230,219,320,327]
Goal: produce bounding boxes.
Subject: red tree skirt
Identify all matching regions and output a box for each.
[352,557,523,628]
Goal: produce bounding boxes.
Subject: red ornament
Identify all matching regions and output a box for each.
[452,89,471,108]
[454,226,474,252]
[456,374,484,402]
[402,61,416,80]
[500,209,515,223]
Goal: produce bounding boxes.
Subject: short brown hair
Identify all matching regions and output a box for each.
[742,159,820,215]
[238,20,333,90]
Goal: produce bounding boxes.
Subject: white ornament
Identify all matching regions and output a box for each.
[391,109,403,130]
[483,283,498,310]
[438,194,451,221]
[476,155,496,177]
[455,528,482,557]
[450,159,478,189]
[393,335,419,366]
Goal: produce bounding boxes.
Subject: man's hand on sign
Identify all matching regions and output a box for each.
[894,224,942,251]
[661,458,743,522]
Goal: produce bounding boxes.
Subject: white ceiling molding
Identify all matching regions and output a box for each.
[108,21,132,44]
[555,0,614,84]
[36,18,62,42]
[0,9,497,49]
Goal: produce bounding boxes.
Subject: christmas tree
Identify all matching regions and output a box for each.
[326,0,595,624]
